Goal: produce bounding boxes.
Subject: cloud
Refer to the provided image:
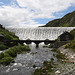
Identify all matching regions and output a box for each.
[0,0,75,27]
[16,0,75,18]
[0,5,38,28]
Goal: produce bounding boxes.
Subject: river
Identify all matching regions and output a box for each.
[0,27,75,75]
[0,43,57,75]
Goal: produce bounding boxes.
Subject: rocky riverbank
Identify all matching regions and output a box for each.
[51,46,75,75]
[33,46,75,75]
[58,46,75,63]
[55,46,75,75]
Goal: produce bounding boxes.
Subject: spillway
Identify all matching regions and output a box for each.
[7,27,75,40]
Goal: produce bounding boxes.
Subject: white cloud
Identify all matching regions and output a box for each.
[0,0,75,27]
[0,5,37,27]
[16,0,75,19]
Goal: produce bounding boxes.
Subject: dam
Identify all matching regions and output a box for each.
[7,27,75,40]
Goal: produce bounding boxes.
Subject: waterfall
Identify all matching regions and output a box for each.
[7,27,75,40]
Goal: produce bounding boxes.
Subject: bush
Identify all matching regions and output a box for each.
[70,43,75,49]
[4,53,10,57]
[33,61,53,75]
[0,45,8,50]
[0,57,14,65]
[48,44,53,48]
[0,42,4,45]
[51,48,65,59]
[4,34,12,40]
[51,48,59,52]
[5,49,17,57]
[43,61,53,69]
[56,52,65,59]
[33,69,41,75]
[70,29,75,37]
[0,45,30,65]
[50,58,54,62]
[0,53,4,59]
[5,45,30,58]
[20,45,30,51]
[64,39,75,49]
[33,64,36,68]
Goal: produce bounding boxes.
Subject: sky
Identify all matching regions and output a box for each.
[0,0,75,28]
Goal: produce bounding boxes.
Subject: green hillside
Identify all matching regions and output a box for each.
[0,24,19,40]
[43,11,75,27]
[0,24,19,50]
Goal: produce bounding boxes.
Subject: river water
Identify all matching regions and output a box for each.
[0,27,75,75]
[0,43,57,75]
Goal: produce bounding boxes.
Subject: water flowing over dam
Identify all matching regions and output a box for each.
[7,27,75,40]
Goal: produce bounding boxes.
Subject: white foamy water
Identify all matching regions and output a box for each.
[7,27,75,40]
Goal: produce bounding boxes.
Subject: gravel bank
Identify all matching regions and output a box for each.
[58,46,75,62]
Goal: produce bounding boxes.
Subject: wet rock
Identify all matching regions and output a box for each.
[12,68,18,71]
[0,51,3,53]
[22,65,26,67]
[6,66,9,68]
[18,63,22,66]
[13,63,18,66]
[71,55,74,58]
[55,70,60,74]
[6,68,10,72]
[30,52,37,55]
[13,63,22,66]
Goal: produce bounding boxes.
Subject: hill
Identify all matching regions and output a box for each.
[0,24,19,50]
[43,11,75,27]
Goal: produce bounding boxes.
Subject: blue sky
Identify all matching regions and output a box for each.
[0,0,75,28]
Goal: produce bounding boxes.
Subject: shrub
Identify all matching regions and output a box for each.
[70,29,75,37]
[51,48,58,52]
[0,42,4,45]
[0,53,4,59]
[0,57,14,65]
[0,45,30,65]
[0,45,8,50]
[70,43,75,49]
[5,45,30,58]
[51,48,66,59]
[48,44,53,48]
[33,69,41,75]
[64,39,75,49]
[63,43,71,49]
[50,58,54,62]
[56,52,65,59]
[20,45,30,51]
[5,49,17,57]
[4,34,12,40]
[4,53,10,57]
[33,64,36,68]
[33,61,53,75]
[43,61,53,69]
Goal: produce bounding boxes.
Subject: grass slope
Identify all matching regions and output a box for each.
[0,24,19,50]
[43,11,75,27]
